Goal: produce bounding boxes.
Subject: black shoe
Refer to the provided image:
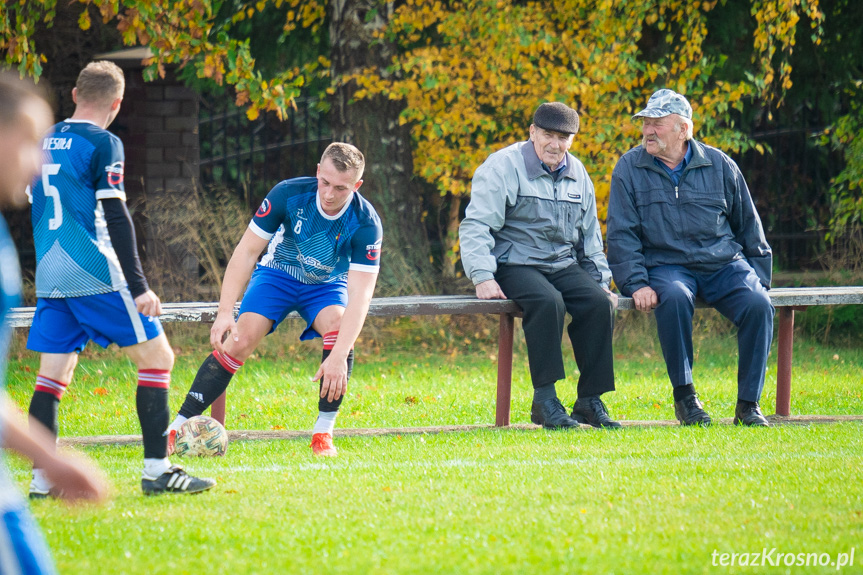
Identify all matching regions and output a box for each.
[141,466,216,496]
[734,401,770,427]
[571,396,622,429]
[530,398,580,429]
[674,394,712,426]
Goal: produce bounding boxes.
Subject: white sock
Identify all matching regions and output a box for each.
[143,458,171,479]
[312,411,337,435]
[30,469,52,493]
[164,415,188,435]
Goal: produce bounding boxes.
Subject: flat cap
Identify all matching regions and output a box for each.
[533,102,580,135]
[632,89,692,120]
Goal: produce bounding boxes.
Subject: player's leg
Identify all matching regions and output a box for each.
[169,266,291,437]
[308,304,350,456]
[170,312,272,430]
[25,298,89,498]
[122,328,217,494]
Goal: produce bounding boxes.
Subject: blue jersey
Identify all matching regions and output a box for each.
[0,215,20,382]
[30,120,127,298]
[1,214,22,506]
[250,177,382,284]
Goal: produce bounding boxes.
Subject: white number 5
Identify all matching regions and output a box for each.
[42,163,62,230]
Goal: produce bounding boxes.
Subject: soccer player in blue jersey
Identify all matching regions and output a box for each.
[25,61,214,496]
[166,142,383,457]
[0,72,107,575]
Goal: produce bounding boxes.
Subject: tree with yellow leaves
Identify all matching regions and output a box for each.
[350,0,824,280]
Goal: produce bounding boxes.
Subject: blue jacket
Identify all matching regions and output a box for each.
[607,139,772,296]
[459,140,611,287]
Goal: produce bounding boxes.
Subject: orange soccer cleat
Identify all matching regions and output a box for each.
[310,433,338,457]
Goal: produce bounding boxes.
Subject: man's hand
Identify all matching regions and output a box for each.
[210,310,239,354]
[632,286,658,312]
[602,286,619,310]
[134,290,163,317]
[475,279,506,300]
[41,452,109,503]
[312,352,348,403]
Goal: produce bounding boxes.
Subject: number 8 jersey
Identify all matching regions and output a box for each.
[30,119,127,298]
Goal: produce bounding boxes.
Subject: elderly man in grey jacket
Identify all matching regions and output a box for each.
[459,102,620,430]
[607,89,774,427]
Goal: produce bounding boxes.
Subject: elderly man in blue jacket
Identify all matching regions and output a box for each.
[607,89,774,427]
[460,102,620,430]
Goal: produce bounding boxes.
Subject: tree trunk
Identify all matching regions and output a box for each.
[328,0,434,295]
[441,193,462,284]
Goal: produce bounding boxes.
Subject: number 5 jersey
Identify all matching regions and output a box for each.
[30,119,129,298]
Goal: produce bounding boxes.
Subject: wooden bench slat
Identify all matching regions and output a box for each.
[5,287,863,327]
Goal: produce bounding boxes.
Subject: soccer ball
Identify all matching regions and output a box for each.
[174,415,228,457]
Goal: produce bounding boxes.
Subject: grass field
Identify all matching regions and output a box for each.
[3,316,863,574]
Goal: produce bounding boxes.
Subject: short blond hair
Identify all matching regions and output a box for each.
[321,142,365,179]
[76,61,125,106]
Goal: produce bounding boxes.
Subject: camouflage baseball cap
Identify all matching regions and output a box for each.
[632,89,692,120]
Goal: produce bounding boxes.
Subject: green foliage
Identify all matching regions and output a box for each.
[351,0,823,207]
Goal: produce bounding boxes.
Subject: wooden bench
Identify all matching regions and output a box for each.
[7,286,862,425]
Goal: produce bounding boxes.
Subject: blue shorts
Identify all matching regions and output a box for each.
[0,506,57,575]
[238,265,347,340]
[26,291,164,354]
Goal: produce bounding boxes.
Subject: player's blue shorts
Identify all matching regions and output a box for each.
[0,506,57,574]
[26,290,164,354]
[238,265,347,341]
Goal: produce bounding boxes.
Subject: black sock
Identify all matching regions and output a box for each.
[318,348,353,412]
[28,391,59,438]
[673,384,697,401]
[533,382,558,403]
[178,353,238,418]
[137,386,170,459]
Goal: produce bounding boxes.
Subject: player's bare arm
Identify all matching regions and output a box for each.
[211,229,270,353]
[313,270,378,402]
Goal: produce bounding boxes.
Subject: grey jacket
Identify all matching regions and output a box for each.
[459,140,611,287]
[607,139,772,296]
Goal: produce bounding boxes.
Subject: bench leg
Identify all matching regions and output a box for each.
[210,391,227,427]
[775,307,795,417]
[496,313,514,427]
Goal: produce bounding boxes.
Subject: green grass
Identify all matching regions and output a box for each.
[3,320,863,574]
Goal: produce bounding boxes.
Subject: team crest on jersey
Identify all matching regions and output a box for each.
[365,241,381,261]
[257,198,271,217]
[105,162,124,187]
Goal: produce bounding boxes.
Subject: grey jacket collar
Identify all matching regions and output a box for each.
[634,139,712,173]
[521,140,579,181]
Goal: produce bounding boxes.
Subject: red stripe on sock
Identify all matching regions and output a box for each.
[35,375,68,400]
[322,331,339,350]
[137,369,171,389]
[213,351,243,374]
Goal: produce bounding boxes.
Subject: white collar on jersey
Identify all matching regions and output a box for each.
[315,190,354,220]
[63,118,101,127]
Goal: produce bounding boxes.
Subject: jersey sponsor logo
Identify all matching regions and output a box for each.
[296,254,335,273]
[366,241,381,261]
[60,125,70,132]
[105,162,124,187]
[256,198,271,217]
[43,138,72,150]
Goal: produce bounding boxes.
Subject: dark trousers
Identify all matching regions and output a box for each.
[495,263,615,396]
[649,261,774,402]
